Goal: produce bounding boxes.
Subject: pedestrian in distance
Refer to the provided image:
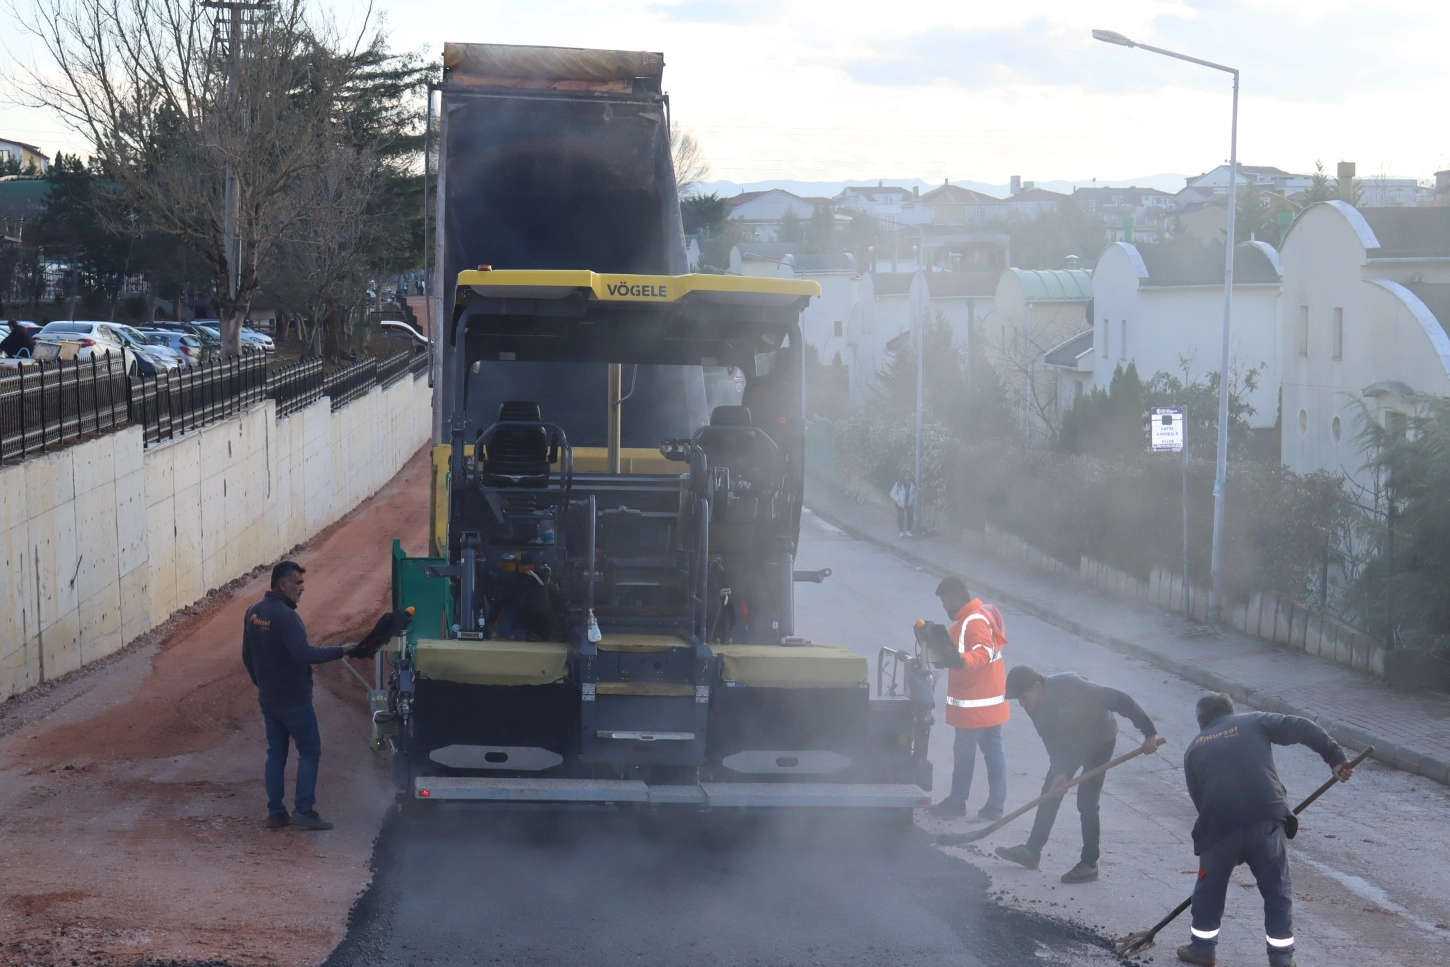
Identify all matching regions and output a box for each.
[1176,693,1354,967]
[891,473,917,537]
[242,561,383,831]
[995,664,1164,884]
[922,576,1009,821]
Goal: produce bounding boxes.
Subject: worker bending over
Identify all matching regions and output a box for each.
[996,664,1163,884]
[1177,693,1353,967]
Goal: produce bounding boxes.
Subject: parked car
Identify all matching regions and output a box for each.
[147,321,223,352]
[32,321,137,373]
[193,319,272,354]
[107,324,186,374]
[138,328,209,367]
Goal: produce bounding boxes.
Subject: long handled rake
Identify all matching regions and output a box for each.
[936,739,1165,848]
[1114,744,1374,958]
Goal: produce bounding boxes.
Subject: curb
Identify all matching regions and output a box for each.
[804,494,1450,789]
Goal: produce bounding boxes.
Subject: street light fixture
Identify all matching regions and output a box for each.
[1093,28,1239,623]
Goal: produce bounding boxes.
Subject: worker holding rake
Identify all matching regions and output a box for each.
[1176,693,1354,967]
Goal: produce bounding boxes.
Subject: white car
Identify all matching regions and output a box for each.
[33,321,138,373]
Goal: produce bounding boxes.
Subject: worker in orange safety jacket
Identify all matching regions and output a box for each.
[923,575,1009,820]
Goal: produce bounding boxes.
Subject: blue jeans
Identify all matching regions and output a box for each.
[260,701,322,815]
[947,723,1007,812]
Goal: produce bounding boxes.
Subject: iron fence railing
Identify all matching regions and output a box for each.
[323,355,380,411]
[1,348,424,463]
[0,355,129,462]
[266,357,325,418]
[128,355,269,447]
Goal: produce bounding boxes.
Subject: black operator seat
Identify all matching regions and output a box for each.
[693,405,777,489]
[480,400,551,487]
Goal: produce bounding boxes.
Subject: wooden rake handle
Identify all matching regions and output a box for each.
[937,740,1162,847]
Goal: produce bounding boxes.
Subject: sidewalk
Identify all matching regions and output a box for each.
[804,471,1450,787]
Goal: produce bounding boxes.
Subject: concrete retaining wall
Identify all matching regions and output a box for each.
[0,373,430,703]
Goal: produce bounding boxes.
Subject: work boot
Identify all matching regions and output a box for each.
[265,811,289,830]
[994,844,1040,870]
[972,806,1003,822]
[924,798,966,817]
[1060,861,1099,883]
[1176,939,1217,966]
[1267,944,1297,967]
[291,810,334,831]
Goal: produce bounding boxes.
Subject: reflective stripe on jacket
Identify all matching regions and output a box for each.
[944,599,1009,728]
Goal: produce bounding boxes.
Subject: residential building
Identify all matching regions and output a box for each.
[833,182,916,223]
[998,186,1067,221]
[904,182,1002,228]
[0,138,50,173]
[1041,329,1095,415]
[1073,185,1179,244]
[725,189,817,241]
[1091,239,1282,430]
[1357,178,1436,208]
[776,252,866,371]
[1186,164,1312,198]
[1278,202,1450,489]
[982,268,1092,444]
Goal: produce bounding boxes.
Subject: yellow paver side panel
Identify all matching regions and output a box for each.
[713,645,868,689]
[415,639,572,686]
[597,634,692,653]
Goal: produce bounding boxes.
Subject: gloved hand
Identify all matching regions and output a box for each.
[347,608,414,659]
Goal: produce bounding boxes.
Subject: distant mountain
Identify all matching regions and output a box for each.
[691,173,1191,200]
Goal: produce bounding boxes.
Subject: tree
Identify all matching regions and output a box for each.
[681,193,729,237]
[671,128,710,196]
[14,0,377,356]
[1300,161,1337,206]
[989,198,1105,270]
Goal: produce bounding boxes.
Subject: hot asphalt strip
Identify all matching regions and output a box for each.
[802,471,1450,788]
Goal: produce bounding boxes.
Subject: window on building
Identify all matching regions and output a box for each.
[1101,319,1109,358]
[1385,409,1408,439]
[1120,320,1128,361]
[0,149,10,163]
[1298,305,1309,356]
[833,320,843,338]
[1332,307,1343,360]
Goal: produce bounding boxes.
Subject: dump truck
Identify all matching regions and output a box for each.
[380,43,932,812]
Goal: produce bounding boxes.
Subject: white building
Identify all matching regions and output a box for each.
[983,268,1092,444]
[833,183,916,223]
[901,182,1003,228]
[1279,202,1450,488]
[1187,164,1312,198]
[725,189,818,241]
[1090,239,1283,428]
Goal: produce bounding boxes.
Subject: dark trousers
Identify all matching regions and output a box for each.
[896,505,913,532]
[261,701,323,815]
[1026,737,1114,865]
[947,724,1007,811]
[1191,819,1294,950]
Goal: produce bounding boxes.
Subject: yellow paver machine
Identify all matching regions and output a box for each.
[383,43,932,812]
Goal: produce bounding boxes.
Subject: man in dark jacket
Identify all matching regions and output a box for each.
[243,560,363,830]
[995,665,1163,883]
[1177,693,1353,967]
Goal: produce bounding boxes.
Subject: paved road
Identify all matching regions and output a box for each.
[327,510,1450,967]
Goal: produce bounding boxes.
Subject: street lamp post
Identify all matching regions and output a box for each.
[1093,29,1239,622]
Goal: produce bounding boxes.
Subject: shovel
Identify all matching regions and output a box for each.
[1114,744,1374,958]
[936,737,1166,848]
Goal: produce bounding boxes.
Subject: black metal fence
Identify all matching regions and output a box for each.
[0,356,129,462]
[128,355,269,447]
[0,349,427,463]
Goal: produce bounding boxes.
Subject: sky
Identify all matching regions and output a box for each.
[3,0,1448,191]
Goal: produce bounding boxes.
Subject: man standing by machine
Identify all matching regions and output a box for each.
[242,561,386,830]
[923,577,1009,821]
[1176,693,1353,967]
[995,664,1163,883]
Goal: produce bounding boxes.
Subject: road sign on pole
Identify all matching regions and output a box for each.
[1150,406,1186,453]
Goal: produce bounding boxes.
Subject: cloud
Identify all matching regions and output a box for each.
[845,3,1435,104]
[646,0,773,24]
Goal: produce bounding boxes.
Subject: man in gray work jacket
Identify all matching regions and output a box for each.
[1177,693,1354,967]
[242,560,370,831]
[994,665,1163,884]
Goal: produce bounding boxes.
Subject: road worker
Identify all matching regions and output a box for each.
[1177,693,1354,967]
[996,664,1163,883]
[923,576,1009,821]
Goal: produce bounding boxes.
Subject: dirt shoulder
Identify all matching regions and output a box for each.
[0,447,431,967]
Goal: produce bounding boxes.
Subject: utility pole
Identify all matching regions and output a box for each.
[202,1,271,311]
